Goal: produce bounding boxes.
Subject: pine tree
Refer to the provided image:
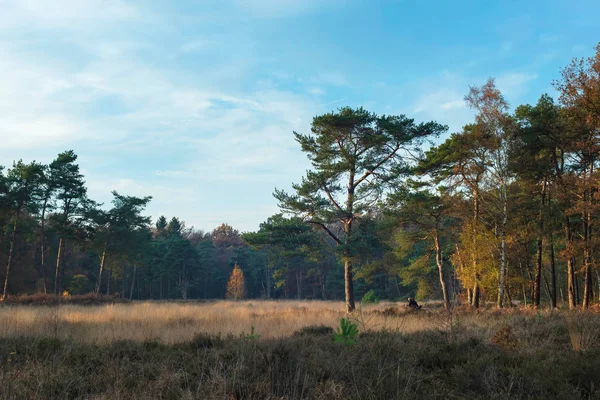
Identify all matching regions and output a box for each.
[275,107,446,312]
[226,262,246,300]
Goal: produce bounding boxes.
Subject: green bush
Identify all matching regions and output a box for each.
[333,318,359,346]
[361,289,380,304]
[67,275,89,295]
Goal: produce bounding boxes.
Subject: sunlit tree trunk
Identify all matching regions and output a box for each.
[96,238,109,294]
[344,170,356,313]
[534,180,546,308]
[565,216,576,309]
[582,163,593,310]
[54,238,63,295]
[497,182,508,308]
[39,197,49,294]
[2,208,21,301]
[434,228,449,310]
[472,190,480,308]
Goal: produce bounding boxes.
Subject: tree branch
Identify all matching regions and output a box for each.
[321,184,344,213]
[306,220,342,244]
[353,144,400,189]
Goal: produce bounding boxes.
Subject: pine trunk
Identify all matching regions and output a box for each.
[40,198,48,294]
[54,238,63,295]
[96,239,109,294]
[533,181,546,308]
[129,264,137,300]
[2,211,20,300]
[344,258,355,312]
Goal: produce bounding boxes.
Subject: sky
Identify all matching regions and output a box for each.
[0,0,599,232]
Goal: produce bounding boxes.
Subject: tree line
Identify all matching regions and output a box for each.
[1,44,599,312]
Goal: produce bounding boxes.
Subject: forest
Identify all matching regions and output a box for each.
[1,44,599,313]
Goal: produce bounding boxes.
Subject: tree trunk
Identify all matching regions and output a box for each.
[518,262,527,306]
[344,259,355,312]
[434,229,449,310]
[40,198,48,294]
[583,260,592,310]
[296,270,302,299]
[344,168,356,313]
[2,211,21,300]
[497,183,508,308]
[566,216,576,309]
[472,190,480,308]
[265,264,271,299]
[129,264,137,300]
[582,162,594,310]
[533,181,546,308]
[582,222,592,310]
[596,270,600,303]
[54,238,63,295]
[575,272,580,305]
[96,238,109,294]
[547,186,557,308]
[106,268,111,296]
[472,283,480,308]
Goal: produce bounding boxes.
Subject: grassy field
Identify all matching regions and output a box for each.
[1,300,599,399]
[0,300,449,343]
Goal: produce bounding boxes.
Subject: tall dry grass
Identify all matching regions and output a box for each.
[0,301,447,343]
[3,300,595,346]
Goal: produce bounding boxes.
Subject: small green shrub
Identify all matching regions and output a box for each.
[333,318,359,346]
[67,275,89,295]
[361,289,380,305]
[240,325,260,340]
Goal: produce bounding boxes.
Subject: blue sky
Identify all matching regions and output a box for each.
[1,0,598,232]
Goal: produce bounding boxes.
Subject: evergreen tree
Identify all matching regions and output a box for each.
[275,107,446,312]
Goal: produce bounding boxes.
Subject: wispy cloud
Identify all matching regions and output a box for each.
[495,72,538,98]
[231,0,342,18]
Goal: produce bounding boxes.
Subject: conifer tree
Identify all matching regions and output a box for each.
[275,107,446,312]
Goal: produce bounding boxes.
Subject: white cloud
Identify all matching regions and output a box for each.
[178,38,214,54]
[0,0,139,31]
[313,71,350,87]
[441,100,465,110]
[307,86,325,96]
[0,6,317,231]
[495,72,538,98]
[231,0,340,18]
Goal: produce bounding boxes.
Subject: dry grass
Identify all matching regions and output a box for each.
[2,300,596,346]
[0,300,447,344]
[1,301,599,399]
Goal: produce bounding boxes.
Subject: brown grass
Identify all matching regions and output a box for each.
[1,300,596,346]
[0,301,599,399]
[0,300,445,344]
